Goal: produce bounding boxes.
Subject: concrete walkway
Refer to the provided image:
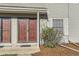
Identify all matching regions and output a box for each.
[0,47,40,56]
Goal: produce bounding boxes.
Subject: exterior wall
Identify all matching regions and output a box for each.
[46,3,68,18]
[46,3,79,43]
[40,4,69,43]
[69,4,79,43]
[39,3,79,43]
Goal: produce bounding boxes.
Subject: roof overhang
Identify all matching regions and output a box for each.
[0,5,47,14]
[0,5,48,19]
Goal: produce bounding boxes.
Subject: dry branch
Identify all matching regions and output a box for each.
[68,40,79,47]
[59,44,79,53]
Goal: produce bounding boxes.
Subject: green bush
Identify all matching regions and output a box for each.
[41,26,63,48]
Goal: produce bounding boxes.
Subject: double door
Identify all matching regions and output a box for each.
[18,17,37,43]
[0,17,37,43]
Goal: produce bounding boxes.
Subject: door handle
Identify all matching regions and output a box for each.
[27,29,29,32]
[25,29,29,33]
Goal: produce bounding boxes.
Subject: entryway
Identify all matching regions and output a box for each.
[0,16,40,55]
[0,5,47,55]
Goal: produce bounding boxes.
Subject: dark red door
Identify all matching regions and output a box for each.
[2,17,11,43]
[29,19,37,42]
[0,17,11,43]
[18,18,28,43]
[18,18,37,43]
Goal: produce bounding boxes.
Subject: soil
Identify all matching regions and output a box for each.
[32,44,79,56]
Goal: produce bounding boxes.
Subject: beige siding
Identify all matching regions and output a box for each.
[69,4,79,43]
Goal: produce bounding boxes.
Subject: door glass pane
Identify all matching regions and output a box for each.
[2,18,11,43]
[29,19,37,42]
[18,18,28,43]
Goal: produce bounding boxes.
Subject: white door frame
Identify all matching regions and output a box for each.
[37,11,40,48]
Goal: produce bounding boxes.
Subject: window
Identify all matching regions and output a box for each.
[53,19,63,33]
[0,17,11,43]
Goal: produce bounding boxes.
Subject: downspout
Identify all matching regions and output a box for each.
[68,3,69,43]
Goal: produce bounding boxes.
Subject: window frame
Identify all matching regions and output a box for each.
[53,19,64,33]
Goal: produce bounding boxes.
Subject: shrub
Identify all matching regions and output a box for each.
[41,26,63,48]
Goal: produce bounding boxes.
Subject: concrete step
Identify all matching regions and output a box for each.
[0,47,40,56]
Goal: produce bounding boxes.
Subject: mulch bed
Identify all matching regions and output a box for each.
[32,44,79,56]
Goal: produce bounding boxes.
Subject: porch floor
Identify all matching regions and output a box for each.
[32,44,79,56]
[0,47,40,56]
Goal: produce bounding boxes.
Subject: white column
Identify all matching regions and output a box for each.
[63,18,68,35]
[47,18,53,28]
[0,18,1,42]
[37,11,40,48]
[63,18,69,43]
[11,18,18,47]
